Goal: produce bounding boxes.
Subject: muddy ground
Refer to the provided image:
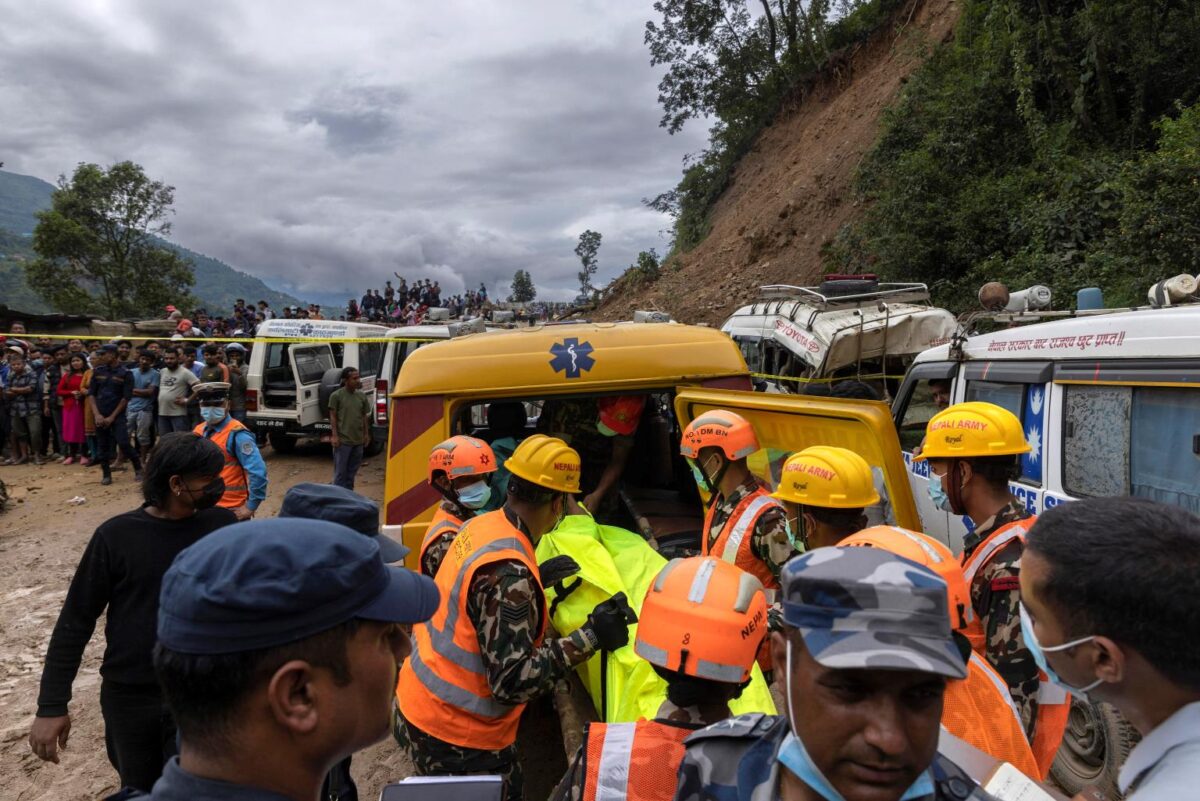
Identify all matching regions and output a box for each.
[0,443,425,801]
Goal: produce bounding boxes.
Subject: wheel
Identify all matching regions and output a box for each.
[363,437,385,457]
[268,432,296,454]
[1050,698,1140,799]
[819,278,879,297]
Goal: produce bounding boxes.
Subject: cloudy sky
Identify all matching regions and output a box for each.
[0,1,707,304]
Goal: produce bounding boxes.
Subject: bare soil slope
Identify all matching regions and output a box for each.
[599,0,960,326]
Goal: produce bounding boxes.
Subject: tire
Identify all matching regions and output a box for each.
[268,432,296,454]
[363,438,385,457]
[1050,699,1140,799]
[317,368,344,414]
[819,278,879,297]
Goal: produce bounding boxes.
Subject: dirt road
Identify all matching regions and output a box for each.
[0,443,412,800]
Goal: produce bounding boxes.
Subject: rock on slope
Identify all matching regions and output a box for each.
[599,0,960,326]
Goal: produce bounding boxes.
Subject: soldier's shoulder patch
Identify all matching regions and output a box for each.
[684,713,773,744]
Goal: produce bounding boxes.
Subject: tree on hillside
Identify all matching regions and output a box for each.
[28,161,195,319]
[574,230,602,297]
[508,269,537,303]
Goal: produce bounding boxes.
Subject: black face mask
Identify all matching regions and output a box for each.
[183,477,225,510]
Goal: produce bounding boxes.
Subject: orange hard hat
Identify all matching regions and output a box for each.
[635,556,767,683]
[426,435,497,484]
[597,395,647,437]
[840,526,974,632]
[680,410,759,461]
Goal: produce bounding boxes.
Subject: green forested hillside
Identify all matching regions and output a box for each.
[825,0,1200,309]
[0,169,304,317]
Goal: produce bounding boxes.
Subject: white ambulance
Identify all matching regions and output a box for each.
[892,298,1200,794]
[245,319,389,454]
[722,277,956,397]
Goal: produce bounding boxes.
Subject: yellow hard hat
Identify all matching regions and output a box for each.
[504,434,581,494]
[914,402,1030,461]
[770,446,881,509]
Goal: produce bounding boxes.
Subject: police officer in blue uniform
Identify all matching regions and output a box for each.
[673,547,999,801]
[106,517,438,800]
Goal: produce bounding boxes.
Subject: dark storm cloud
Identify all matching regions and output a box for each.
[0,1,706,302]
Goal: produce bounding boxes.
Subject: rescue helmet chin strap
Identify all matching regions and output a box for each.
[702,454,732,509]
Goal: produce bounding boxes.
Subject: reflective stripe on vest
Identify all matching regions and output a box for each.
[943,654,1041,781]
[418,507,464,576]
[396,511,546,750]
[702,489,782,590]
[194,419,249,508]
[1031,679,1071,779]
[961,518,1035,584]
[970,652,1023,730]
[582,721,692,801]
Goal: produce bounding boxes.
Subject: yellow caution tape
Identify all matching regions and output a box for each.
[9,332,439,345]
[751,372,908,384]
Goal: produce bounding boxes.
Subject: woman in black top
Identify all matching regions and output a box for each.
[29,433,238,791]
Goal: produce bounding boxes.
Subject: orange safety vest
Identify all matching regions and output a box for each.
[960,516,1069,779]
[419,505,465,577]
[396,510,546,750]
[194,417,250,509]
[944,653,1041,780]
[581,720,692,801]
[702,488,783,592]
[702,487,785,672]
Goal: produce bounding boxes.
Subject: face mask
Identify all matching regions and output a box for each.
[181,477,225,510]
[1019,604,1102,700]
[779,640,932,801]
[456,481,491,510]
[690,460,708,488]
[200,406,227,425]
[927,476,954,512]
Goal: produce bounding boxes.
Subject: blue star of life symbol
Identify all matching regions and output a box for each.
[549,338,595,379]
[298,323,314,336]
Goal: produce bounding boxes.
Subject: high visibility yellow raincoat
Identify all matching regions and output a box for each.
[536,514,776,722]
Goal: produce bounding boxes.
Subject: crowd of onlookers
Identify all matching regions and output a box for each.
[348,275,490,324]
[0,322,249,484]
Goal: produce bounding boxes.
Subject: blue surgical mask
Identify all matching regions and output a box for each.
[779,641,934,801]
[927,477,954,512]
[456,481,491,510]
[200,406,227,426]
[1018,604,1101,700]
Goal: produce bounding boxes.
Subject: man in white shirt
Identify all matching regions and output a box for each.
[1020,497,1200,800]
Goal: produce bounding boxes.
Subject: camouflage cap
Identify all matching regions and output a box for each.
[780,546,967,679]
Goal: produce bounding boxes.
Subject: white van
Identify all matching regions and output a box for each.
[246,319,390,454]
[892,301,1200,794]
[722,278,956,397]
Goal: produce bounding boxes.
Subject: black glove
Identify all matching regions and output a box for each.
[584,592,638,652]
[539,555,581,588]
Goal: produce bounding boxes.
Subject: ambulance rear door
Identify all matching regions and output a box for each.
[289,343,336,427]
[673,388,920,533]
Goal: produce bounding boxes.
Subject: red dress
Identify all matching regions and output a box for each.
[57,372,86,444]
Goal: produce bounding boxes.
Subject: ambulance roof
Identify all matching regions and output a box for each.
[913,305,1200,364]
[254,318,389,340]
[394,322,748,396]
[722,301,956,373]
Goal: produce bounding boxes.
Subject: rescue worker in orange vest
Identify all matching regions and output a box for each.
[681,410,798,596]
[552,556,768,801]
[915,401,1067,776]
[419,435,498,577]
[840,525,1041,779]
[192,382,267,520]
[394,434,637,801]
[769,446,879,550]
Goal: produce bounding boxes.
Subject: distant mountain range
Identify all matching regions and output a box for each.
[0,169,306,317]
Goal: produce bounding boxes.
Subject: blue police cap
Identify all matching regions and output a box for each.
[279,482,409,563]
[158,518,438,655]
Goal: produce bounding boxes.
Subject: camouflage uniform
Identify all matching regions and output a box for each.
[537,399,631,514]
[551,701,708,801]
[395,509,596,801]
[676,548,989,801]
[419,500,469,578]
[963,500,1040,739]
[706,478,798,584]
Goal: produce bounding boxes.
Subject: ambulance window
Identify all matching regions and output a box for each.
[966,381,1046,485]
[897,381,939,452]
[1066,385,1200,513]
[294,348,335,385]
[1063,386,1131,498]
[358,342,383,377]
